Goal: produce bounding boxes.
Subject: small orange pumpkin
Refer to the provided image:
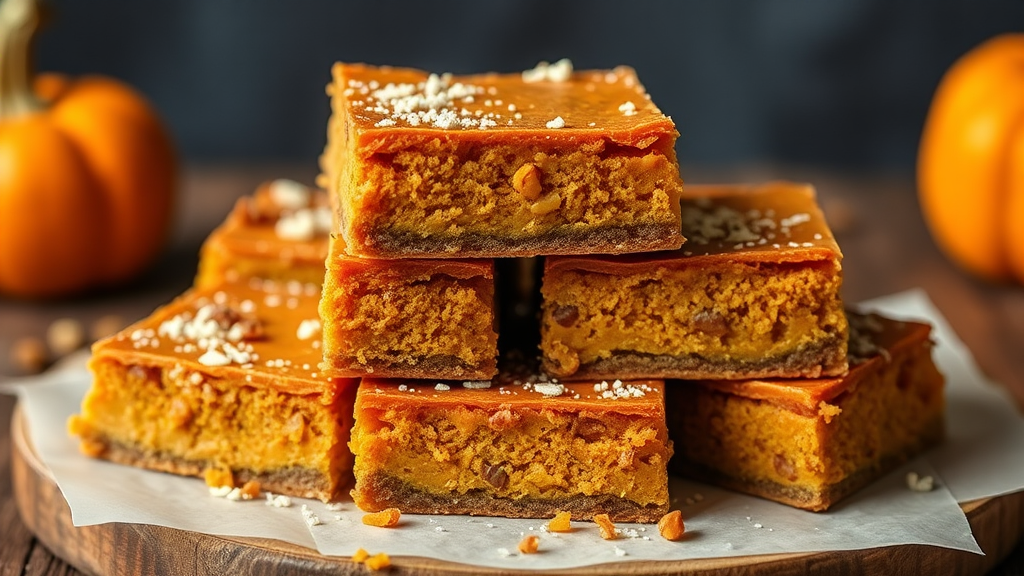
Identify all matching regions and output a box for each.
[0,0,176,298]
[918,34,1024,283]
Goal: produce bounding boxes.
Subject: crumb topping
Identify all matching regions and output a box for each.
[463,380,492,389]
[522,58,573,83]
[682,197,821,250]
[546,116,566,129]
[906,471,935,492]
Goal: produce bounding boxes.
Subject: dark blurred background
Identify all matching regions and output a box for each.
[33,0,1024,171]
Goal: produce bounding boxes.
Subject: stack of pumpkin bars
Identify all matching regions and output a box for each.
[70,60,945,531]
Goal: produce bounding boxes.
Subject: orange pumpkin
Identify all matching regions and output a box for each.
[918,34,1024,283]
[0,0,176,298]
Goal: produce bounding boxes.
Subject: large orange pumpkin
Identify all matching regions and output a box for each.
[0,0,176,298]
[918,34,1024,283]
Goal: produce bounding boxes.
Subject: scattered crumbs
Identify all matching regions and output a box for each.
[265,493,293,508]
[724,542,734,550]
[486,523,495,528]
[435,526,446,532]
[533,382,566,397]
[593,379,651,399]
[398,384,408,392]
[614,546,627,557]
[198,350,231,367]
[497,547,513,557]
[906,471,935,492]
[780,213,811,228]
[768,528,774,532]
[301,504,321,527]
[546,116,566,129]
[813,233,823,240]
[435,383,451,391]
[269,179,311,210]
[522,58,573,83]
[588,122,596,127]
[296,318,321,340]
[753,523,763,529]
[326,502,344,511]
[746,516,751,521]
[463,380,492,389]
[618,101,637,116]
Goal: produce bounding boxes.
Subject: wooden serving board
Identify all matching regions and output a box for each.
[11,408,1024,576]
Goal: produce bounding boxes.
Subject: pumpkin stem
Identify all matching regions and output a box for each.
[0,0,42,118]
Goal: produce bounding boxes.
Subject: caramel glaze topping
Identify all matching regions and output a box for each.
[545,181,841,275]
[330,62,679,154]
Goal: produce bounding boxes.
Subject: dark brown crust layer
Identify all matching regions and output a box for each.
[550,337,849,381]
[78,435,349,502]
[353,471,667,523]
[321,353,496,380]
[673,417,944,512]
[362,222,684,259]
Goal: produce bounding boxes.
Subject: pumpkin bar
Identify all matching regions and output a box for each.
[320,60,684,258]
[319,234,498,379]
[196,179,331,289]
[349,375,672,522]
[541,181,848,380]
[69,279,357,502]
[668,311,945,511]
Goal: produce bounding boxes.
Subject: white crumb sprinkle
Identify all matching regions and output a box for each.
[435,526,446,532]
[533,383,565,397]
[435,383,451,391]
[546,116,566,129]
[463,380,492,389]
[753,523,763,529]
[296,318,321,340]
[906,471,935,492]
[265,493,293,508]
[614,546,627,557]
[618,101,637,116]
[209,486,233,498]
[301,504,321,527]
[497,547,513,557]
[398,384,408,392]
[325,502,344,511]
[522,58,573,82]
[198,349,231,367]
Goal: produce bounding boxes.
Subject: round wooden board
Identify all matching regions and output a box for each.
[12,408,1024,576]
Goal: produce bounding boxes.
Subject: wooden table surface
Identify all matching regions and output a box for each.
[1,164,1022,575]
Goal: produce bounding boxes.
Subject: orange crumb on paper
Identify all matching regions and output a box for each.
[594,513,617,540]
[352,548,370,563]
[518,534,540,554]
[658,510,685,541]
[362,508,401,527]
[548,511,572,532]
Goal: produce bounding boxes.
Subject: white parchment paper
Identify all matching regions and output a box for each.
[5,289,1019,569]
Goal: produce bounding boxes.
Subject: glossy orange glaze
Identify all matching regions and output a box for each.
[545,181,840,274]
[93,280,354,398]
[358,378,665,418]
[694,315,932,414]
[331,62,678,154]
